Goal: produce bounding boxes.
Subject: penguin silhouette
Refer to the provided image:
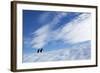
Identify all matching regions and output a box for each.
[37,48,43,53]
[40,48,43,53]
[37,49,39,53]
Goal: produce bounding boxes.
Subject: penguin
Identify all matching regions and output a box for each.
[37,48,43,53]
[40,48,43,53]
[37,49,40,53]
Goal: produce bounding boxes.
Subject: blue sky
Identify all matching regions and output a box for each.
[23,10,81,37]
[23,10,91,54]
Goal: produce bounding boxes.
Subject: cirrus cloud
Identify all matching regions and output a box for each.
[30,12,91,49]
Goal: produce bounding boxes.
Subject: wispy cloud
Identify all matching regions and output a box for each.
[31,12,68,49]
[59,13,91,43]
[51,12,68,24]
[31,25,50,48]
[30,12,91,49]
[38,12,51,24]
[39,12,68,27]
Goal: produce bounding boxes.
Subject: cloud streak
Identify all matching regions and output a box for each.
[31,25,50,48]
[53,13,91,43]
[31,12,91,49]
[31,12,68,49]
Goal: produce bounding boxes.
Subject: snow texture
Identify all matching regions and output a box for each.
[23,41,91,63]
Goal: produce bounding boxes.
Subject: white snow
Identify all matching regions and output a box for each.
[23,41,91,63]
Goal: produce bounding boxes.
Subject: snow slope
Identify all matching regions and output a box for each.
[23,41,91,63]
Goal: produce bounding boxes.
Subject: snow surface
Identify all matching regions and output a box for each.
[23,41,91,63]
